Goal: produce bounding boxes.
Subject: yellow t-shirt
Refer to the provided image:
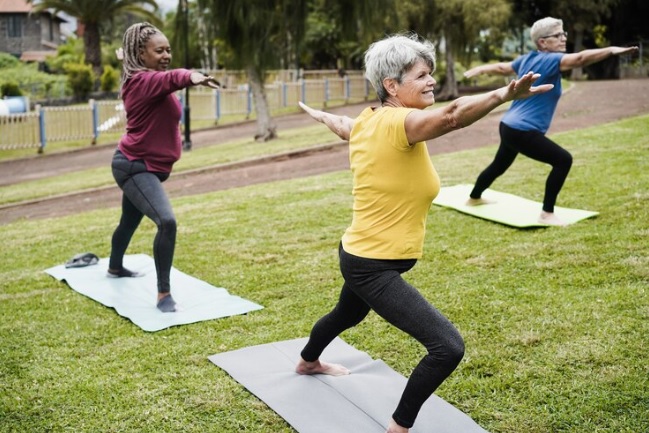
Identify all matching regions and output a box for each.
[341,106,440,259]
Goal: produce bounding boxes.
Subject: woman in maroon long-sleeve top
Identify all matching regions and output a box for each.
[108,22,218,312]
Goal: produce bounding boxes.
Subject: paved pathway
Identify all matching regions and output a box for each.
[1,79,648,225]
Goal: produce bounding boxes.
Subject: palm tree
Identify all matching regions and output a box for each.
[28,0,161,78]
[199,0,393,142]
[197,0,306,142]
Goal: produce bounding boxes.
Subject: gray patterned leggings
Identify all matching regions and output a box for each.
[300,244,465,428]
[109,150,176,293]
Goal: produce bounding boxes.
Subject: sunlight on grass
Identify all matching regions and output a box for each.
[0,114,647,432]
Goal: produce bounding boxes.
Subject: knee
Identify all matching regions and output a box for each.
[430,333,465,369]
[445,335,465,368]
[557,150,573,170]
[158,216,177,235]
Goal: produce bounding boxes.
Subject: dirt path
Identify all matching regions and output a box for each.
[1,79,648,225]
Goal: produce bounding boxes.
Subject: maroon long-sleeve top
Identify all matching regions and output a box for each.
[118,69,193,173]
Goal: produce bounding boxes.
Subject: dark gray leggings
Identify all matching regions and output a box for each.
[471,122,573,213]
[109,150,176,293]
[300,244,465,428]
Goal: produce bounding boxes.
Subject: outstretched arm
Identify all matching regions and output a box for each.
[298,101,355,140]
[464,62,515,78]
[190,72,220,89]
[405,71,554,143]
[560,46,638,71]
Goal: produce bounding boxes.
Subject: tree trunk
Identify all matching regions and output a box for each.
[83,22,103,82]
[437,32,459,101]
[570,27,585,80]
[247,66,277,142]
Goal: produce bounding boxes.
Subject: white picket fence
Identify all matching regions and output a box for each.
[0,76,372,153]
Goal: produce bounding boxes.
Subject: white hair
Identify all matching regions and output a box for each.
[530,17,563,45]
[364,33,436,103]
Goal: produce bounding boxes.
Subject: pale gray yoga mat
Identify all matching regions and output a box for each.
[433,184,598,228]
[45,253,263,332]
[209,337,489,433]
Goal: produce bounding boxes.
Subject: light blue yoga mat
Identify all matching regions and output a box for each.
[433,184,598,228]
[209,337,489,433]
[45,253,263,332]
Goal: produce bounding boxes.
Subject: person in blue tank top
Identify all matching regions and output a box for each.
[464,17,638,226]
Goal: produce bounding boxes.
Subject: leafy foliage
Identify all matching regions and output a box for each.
[0,53,20,69]
[64,63,95,101]
[0,81,22,97]
[27,0,162,76]
[100,64,119,92]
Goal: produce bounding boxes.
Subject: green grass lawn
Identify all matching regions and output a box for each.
[1,114,647,432]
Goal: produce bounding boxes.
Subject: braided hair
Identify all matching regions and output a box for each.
[119,22,164,89]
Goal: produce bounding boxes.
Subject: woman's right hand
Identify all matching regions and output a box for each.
[502,71,554,102]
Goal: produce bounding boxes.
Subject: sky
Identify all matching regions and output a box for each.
[155,0,178,13]
[58,1,177,35]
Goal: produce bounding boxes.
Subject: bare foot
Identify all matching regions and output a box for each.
[386,418,409,433]
[295,357,350,376]
[539,211,567,227]
[465,197,496,206]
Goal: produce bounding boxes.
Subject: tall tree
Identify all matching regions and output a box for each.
[435,0,511,99]
[199,0,392,142]
[198,0,305,141]
[550,0,620,79]
[28,0,161,78]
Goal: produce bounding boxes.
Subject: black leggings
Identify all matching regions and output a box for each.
[301,244,465,428]
[109,150,176,293]
[470,122,573,213]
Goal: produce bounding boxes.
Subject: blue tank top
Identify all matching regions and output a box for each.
[501,51,564,133]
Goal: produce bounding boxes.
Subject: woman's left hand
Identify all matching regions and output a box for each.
[190,72,220,89]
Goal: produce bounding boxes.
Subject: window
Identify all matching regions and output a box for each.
[7,15,24,38]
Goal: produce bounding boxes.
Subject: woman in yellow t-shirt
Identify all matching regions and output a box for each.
[295,33,552,433]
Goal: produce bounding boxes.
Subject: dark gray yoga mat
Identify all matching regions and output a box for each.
[209,337,489,433]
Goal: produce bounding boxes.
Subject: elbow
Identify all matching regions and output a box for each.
[444,104,466,130]
[444,101,466,131]
[445,114,462,130]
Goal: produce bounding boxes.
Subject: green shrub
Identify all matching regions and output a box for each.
[100,64,119,92]
[0,52,20,69]
[1,81,22,97]
[0,64,68,99]
[65,63,95,101]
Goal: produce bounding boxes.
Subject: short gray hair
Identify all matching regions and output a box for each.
[364,33,436,103]
[530,17,563,45]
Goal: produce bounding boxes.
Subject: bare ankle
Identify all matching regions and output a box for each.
[295,358,350,376]
[465,197,496,206]
[386,418,409,433]
[539,211,567,227]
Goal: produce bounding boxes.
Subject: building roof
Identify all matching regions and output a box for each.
[0,0,33,13]
[20,50,57,62]
[0,0,68,22]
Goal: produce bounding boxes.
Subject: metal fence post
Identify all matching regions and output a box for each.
[345,76,350,102]
[247,87,252,118]
[37,104,46,153]
[90,99,98,145]
[282,82,287,108]
[215,89,221,122]
[179,92,186,124]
